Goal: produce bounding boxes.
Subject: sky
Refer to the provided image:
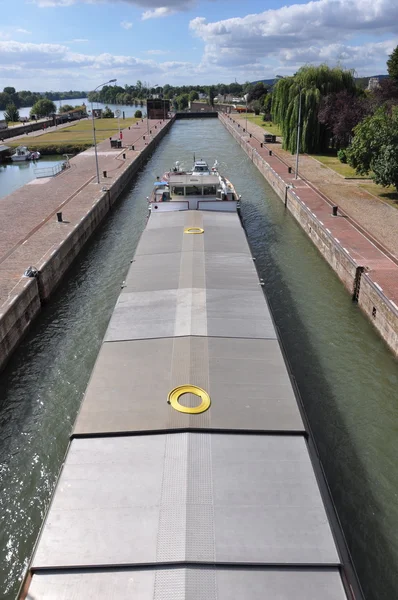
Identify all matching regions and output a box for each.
[0,0,397,91]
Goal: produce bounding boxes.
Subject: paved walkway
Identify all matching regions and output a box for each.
[222,113,398,311]
[0,118,167,308]
[234,114,398,260]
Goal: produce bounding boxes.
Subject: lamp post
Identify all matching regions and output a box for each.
[91,78,117,184]
[295,88,302,180]
[243,93,249,133]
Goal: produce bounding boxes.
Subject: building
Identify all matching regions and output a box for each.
[147,99,170,119]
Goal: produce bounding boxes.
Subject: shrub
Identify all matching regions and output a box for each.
[134,110,142,118]
[337,148,348,163]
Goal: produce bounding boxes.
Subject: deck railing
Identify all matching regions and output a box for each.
[34,161,69,178]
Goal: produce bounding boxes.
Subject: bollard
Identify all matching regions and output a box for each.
[288,166,292,173]
[155,125,157,129]
[123,153,126,159]
[269,150,272,156]
[131,145,135,151]
[109,137,112,141]
[143,135,145,140]
[260,142,263,148]
[243,128,245,132]
[150,130,152,134]
[128,126,130,130]
[249,133,252,138]
[57,212,63,222]
[332,205,338,216]
[103,170,107,178]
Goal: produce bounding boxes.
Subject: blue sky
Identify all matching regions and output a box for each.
[0,0,397,91]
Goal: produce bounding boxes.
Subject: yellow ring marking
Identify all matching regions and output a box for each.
[167,385,211,414]
[184,227,204,234]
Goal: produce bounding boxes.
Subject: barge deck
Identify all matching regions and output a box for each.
[20,209,360,599]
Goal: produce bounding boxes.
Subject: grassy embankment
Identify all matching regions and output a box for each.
[241,114,282,137]
[9,117,138,155]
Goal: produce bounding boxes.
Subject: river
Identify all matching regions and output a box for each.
[0,119,397,600]
[1,98,144,121]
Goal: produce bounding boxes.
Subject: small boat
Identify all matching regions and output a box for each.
[148,158,240,212]
[11,146,40,162]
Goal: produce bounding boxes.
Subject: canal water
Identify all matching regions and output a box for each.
[1,99,143,121]
[0,156,64,199]
[0,120,397,600]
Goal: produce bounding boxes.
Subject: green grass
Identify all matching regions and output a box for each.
[9,117,138,147]
[237,114,282,136]
[359,183,398,208]
[310,153,369,179]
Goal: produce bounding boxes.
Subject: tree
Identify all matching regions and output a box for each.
[252,100,261,115]
[189,90,199,102]
[59,104,74,113]
[387,45,398,83]
[272,64,356,153]
[347,106,398,191]
[4,103,19,122]
[134,109,142,118]
[207,86,215,107]
[102,106,114,118]
[318,90,370,148]
[30,98,56,118]
[176,94,189,110]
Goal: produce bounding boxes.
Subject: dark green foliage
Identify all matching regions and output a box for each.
[59,105,75,113]
[30,98,56,118]
[387,45,398,82]
[347,106,398,190]
[337,148,347,163]
[272,65,356,153]
[252,100,261,115]
[189,91,199,102]
[4,103,19,122]
[134,110,142,118]
[102,106,114,118]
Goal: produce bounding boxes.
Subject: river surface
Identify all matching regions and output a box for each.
[0,156,64,199]
[1,99,144,120]
[0,119,397,600]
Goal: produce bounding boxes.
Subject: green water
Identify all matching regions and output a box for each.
[0,119,397,600]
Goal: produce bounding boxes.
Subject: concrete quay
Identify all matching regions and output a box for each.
[219,113,398,357]
[0,117,173,371]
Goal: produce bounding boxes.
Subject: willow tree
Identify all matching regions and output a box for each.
[272,65,356,153]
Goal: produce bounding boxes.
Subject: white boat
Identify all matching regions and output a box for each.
[11,146,40,162]
[148,158,240,212]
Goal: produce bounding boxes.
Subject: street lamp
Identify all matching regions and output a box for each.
[295,88,302,180]
[243,93,249,133]
[91,78,117,183]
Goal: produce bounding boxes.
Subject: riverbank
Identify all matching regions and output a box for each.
[0,117,172,371]
[219,112,398,357]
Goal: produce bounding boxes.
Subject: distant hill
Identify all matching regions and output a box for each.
[252,74,389,89]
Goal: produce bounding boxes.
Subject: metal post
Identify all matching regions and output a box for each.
[295,89,302,180]
[90,78,116,184]
[91,101,100,184]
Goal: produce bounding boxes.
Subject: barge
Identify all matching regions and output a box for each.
[19,173,362,599]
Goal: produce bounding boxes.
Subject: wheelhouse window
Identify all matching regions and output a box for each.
[172,186,185,196]
[185,186,202,196]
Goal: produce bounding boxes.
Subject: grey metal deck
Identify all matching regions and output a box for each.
[32,434,338,568]
[28,567,348,599]
[24,210,350,599]
[73,337,304,435]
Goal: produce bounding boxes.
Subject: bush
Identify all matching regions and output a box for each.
[134,110,142,118]
[102,106,114,118]
[337,148,348,163]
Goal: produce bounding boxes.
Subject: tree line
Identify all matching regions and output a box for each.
[0,87,87,111]
[270,46,398,191]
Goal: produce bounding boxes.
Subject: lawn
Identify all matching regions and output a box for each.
[237,115,282,136]
[10,117,138,147]
[359,183,398,208]
[310,153,369,179]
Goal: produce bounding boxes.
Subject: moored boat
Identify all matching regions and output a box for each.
[148,158,240,212]
[10,146,41,162]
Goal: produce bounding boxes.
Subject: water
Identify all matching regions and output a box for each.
[1,99,144,121]
[0,157,64,199]
[0,120,397,600]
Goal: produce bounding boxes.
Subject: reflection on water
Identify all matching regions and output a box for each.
[0,120,397,600]
[0,157,64,199]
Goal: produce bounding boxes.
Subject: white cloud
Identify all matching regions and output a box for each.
[34,0,195,9]
[190,0,398,75]
[121,21,133,29]
[145,49,170,55]
[16,28,32,34]
[141,7,175,19]
[66,38,89,43]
